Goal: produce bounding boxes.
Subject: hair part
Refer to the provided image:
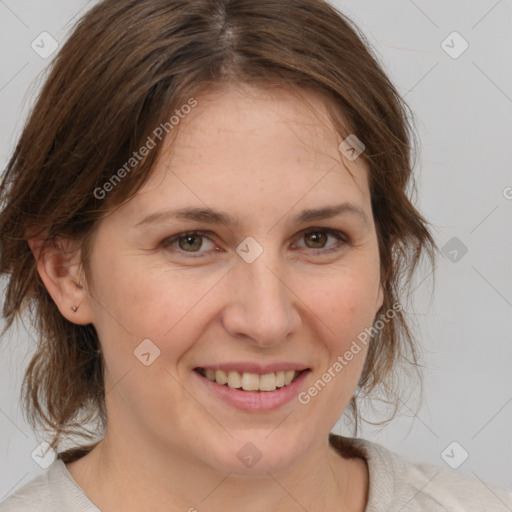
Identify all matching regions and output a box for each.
[0,0,436,462]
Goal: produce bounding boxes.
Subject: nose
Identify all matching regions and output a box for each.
[221,249,301,348]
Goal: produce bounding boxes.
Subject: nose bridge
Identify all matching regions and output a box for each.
[224,245,298,345]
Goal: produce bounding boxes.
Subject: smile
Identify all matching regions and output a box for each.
[193,366,311,412]
[194,368,305,392]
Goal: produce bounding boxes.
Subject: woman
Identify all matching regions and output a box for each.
[0,0,510,510]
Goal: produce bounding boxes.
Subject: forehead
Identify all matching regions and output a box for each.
[117,84,370,225]
[166,84,355,172]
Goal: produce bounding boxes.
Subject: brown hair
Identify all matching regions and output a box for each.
[0,0,436,462]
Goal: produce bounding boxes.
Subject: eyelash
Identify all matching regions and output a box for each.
[160,228,349,258]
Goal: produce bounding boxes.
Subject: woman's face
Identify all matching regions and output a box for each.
[82,84,383,474]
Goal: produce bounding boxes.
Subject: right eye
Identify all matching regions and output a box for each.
[161,230,219,257]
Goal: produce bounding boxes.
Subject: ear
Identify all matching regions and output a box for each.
[28,236,94,325]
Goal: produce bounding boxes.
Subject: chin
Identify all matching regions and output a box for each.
[200,429,313,476]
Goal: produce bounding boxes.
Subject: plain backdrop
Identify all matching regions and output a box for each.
[1,0,511,500]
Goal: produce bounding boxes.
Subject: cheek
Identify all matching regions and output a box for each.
[87,253,220,370]
[334,287,378,339]
[294,271,378,427]
[307,263,381,343]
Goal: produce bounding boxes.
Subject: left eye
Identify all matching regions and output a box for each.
[161,228,347,257]
[294,229,347,251]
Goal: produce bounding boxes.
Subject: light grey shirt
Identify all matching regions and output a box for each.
[1,435,511,511]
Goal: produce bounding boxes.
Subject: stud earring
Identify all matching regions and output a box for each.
[71,305,78,312]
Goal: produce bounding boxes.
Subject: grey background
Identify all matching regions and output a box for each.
[1,0,511,500]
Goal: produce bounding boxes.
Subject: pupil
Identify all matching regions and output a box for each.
[177,232,327,252]
[179,235,202,251]
[306,231,326,248]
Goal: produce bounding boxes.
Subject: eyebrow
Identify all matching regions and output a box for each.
[134,202,369,229]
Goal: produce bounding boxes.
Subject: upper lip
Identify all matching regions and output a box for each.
[195,362,310,375]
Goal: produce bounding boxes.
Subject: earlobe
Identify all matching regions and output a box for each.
[27,236,94,325]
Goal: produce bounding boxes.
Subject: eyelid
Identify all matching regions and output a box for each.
[291,228,349,253]
[161,227,349,257]
[160,230,216,257]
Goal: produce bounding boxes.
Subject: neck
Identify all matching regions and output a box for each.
[66,425,366,512]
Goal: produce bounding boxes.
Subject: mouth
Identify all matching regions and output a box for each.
[193,367,309,392]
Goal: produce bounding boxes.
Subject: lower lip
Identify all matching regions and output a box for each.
[193,370,311,412]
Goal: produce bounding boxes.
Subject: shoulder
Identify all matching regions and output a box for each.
[0,459,99,512]
[330,434,512,511]
[0,471,54,512]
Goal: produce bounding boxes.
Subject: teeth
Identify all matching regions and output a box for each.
[215,369,228,385]
[259,373,276,391]
[227,371,242,389]
[241,372,260,391]
[201,368,302,391]
[285,370,295,385]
